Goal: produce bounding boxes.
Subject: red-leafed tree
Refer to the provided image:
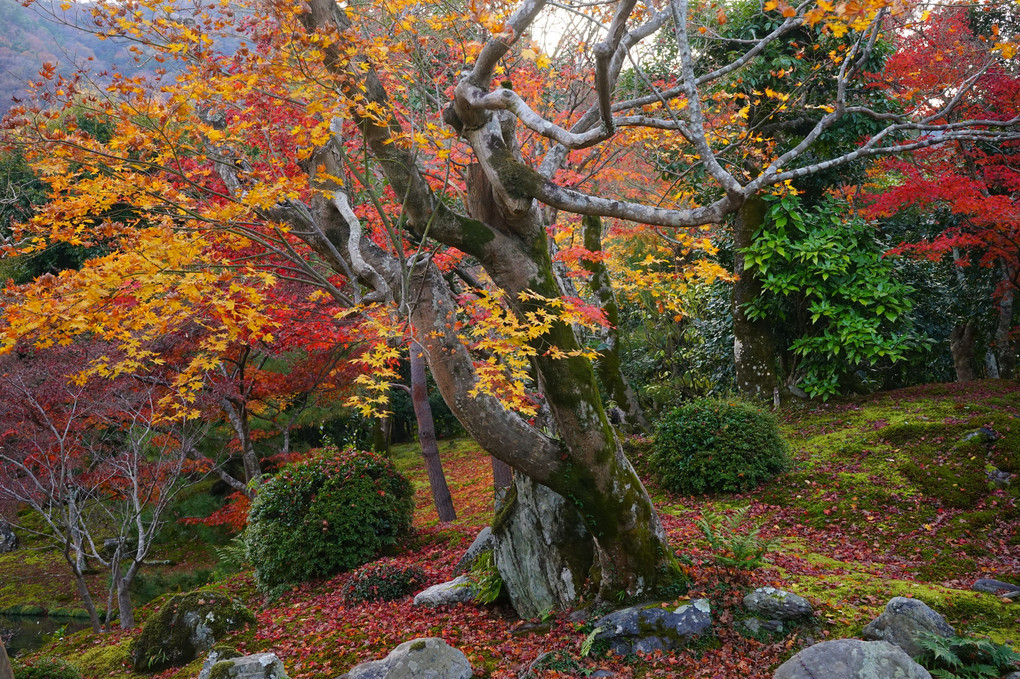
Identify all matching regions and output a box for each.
[867,5,1020,379]
[0,343,206,631]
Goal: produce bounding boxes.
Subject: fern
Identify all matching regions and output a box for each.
[916,633,1020,679]
[697,507,779,571]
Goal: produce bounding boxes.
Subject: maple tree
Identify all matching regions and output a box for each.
[0,344,204,632]
[1,0,1017,609]
[865,5,1020,381]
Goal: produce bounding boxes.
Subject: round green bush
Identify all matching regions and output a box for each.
[246,447,414,593]
[653,399,789,495]
[12,657,82,679]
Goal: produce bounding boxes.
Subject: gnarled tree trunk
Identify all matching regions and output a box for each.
[951,321,977,382]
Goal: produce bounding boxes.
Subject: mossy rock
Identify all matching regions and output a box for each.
[131,590,255,673]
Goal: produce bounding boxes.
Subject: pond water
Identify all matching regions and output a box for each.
[0,614,90,657]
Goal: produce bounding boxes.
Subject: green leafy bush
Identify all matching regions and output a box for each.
[915,633,1020,679]
[247,447,414,593]
[11,657,82,679]
[342,561,426,603]
[653,399,789,495]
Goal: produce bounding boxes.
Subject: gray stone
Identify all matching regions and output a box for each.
[773,639,931,679]
[593,599,711,655]
[202,653,288,679]
[740,617,784,635]
[972,578,1020,598]
[492,476,594,619]
[961,427,998,444]
[743,587,814,621]
[412,576,476,607]
[0,520,16,554]
[987,467,1014,487]
[1004,672,1020,679]
[454,527,492,573]
[339,638,472,679]
[861,597,955,658]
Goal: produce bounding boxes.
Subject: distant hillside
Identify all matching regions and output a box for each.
[0,0,141,113]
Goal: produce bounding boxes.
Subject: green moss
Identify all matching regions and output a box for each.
[131,590,255,672]
[1,604,46,615]
[208,660,236,679]
[74,643,132,675]
[409,640,427,651]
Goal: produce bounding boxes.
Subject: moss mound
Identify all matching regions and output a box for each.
[131,591,254,673]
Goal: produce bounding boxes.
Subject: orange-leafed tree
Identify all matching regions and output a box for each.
[2,0,1017,613]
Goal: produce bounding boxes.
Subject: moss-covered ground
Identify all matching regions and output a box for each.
[10,381,1020,678]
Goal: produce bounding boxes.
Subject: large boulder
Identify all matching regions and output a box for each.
[204,653,288,679]
[412,576,476,607]
[454,528,492,573]
[743,587,814,621]
[773,639,931,679]
[338,638,472,679]
[131,591,256,672]
[0,520,17,554]
[491,476,594,619]
[861,597,955,658]
[592,599,712,655]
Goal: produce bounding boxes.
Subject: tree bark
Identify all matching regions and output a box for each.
[994,275,1015,379]
[581,214,649,433]
[409,340,457,522]
[732,196,781,400]
[491,457,513,508]
[951,321,977,382]
[0,637,13,679]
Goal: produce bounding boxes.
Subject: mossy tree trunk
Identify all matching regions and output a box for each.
[732,197,782,401]
[581,214,649,433]
[951,321,977,382]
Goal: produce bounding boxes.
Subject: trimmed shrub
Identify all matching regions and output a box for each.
[342,561,426,603]
[12,657,82,679]
[247,447,414,593]
[653,399,789,495]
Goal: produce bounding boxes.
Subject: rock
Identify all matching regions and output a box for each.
[592,599,711,655]
[454,527,492,573]
[773,639,931,679]
[492,476,594,619]
[961,427,998,444]
[339,637,472,679]
[198,648,243,679]
[131,591,256,672]
[861,597,955,658]
[205,653,289,679]
[743,587,814,621]
[972,578,1020,598]
[739,617,784,635]
[0,520,16,554]
[987,467,1014,487]
[412,576,476,607]
[1004,673,1020,679]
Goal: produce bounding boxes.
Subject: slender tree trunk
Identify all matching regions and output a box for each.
[409,340,457,522]
[0,637,13,679]
[951,321,977,382]
[581,214,649,433]
[732,197,781,400]
[994,277,1015,379]
[371,417,390,453]
[68,557,102,633]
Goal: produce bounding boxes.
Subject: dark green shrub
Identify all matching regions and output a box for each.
[247,447,414,593]
[653,399,789,495]
[342,561,426,603]
[11,657,82,679]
